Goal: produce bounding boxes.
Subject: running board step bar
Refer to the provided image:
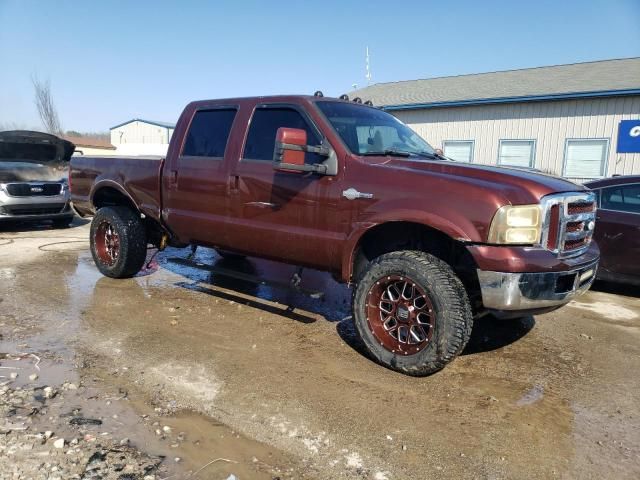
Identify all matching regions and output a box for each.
[167,257,325,299]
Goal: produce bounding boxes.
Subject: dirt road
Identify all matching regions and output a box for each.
[1,221,639,479]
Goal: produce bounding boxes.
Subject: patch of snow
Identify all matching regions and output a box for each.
[345,452,363,469]
[569,301,637,320]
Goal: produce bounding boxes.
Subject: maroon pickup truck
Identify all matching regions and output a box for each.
[70,94,599,375]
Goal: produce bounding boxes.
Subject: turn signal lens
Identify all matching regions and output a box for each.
[488,205,542,245]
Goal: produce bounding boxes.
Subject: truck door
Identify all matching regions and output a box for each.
[596,184,640,280]
[163,107,238,245]
[226,104,343,270]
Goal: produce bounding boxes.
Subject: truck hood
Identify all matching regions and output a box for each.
[382,158,586,204]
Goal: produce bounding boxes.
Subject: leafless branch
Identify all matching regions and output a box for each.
[32,75,63,136]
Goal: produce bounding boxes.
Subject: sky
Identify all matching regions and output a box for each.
[1,0,639,132]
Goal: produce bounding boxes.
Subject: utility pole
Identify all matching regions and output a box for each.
[366,46,372,85]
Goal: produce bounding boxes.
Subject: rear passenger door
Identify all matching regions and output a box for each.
[226,104,339,269]
[163,107,237,245]
[596,184,640,278]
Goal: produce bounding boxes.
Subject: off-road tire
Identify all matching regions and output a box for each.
[90,206,147,278]
[353,250,473,376]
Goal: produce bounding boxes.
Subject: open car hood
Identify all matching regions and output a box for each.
[0,130,75,165]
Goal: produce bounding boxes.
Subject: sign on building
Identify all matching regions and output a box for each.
[617,120,640,153]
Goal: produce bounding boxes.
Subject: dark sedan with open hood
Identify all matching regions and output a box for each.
[0,130,75,226]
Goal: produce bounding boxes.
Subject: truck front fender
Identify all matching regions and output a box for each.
[341,205,486,283]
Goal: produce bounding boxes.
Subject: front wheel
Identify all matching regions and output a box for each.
[90,206,148,278]
[352,250,473,376]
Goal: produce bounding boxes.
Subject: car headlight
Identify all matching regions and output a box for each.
[487,204,542,244]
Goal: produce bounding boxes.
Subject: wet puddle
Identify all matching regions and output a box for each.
[0,247,315,479]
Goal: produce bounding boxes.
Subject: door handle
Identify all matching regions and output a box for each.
[246,201,277,209]
[169,170,178,185]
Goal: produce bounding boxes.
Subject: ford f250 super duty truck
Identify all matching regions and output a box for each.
[70,93,599,376]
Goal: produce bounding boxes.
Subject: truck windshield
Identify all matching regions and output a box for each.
[316,101,436,158]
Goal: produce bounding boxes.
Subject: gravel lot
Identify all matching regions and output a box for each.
[0,219,638,479]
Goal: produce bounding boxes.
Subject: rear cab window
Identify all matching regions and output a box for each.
[243,106,324,164]
[182,108,237,158]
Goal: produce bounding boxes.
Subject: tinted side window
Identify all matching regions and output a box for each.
[183,109,237,157]
[601,185,640,213]
[601,187,623,210]
[243,107,322,163]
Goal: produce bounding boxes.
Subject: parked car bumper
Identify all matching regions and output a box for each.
[469,243,599,312]
[0,184,73,222]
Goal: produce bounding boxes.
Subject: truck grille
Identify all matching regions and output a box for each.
[541,192,596,258]
[5,183,63,197]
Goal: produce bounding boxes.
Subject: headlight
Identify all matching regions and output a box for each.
[488,204,542,244]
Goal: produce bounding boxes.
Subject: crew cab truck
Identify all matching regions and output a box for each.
[70,94,599,376]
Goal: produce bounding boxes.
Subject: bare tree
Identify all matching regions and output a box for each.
[32,75,63,136]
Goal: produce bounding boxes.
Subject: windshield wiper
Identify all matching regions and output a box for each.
[361,149,411,157]
[411,151,439,160]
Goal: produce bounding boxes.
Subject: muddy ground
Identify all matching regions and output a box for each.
[0,220,638,479]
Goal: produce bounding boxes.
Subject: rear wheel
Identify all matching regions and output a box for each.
[353,250,473,376]
[90,206,147,278]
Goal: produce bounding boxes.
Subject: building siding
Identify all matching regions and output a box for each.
[393,96,640,182]
[110,121,174,146]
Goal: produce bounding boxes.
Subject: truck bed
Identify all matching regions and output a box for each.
[70,155,165,221]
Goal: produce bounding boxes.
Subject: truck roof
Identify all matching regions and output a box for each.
[186,94,372,109]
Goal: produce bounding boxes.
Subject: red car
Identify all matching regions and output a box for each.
[585,176,640,286]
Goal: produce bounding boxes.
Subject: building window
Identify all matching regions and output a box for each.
[497,140,536,167]
[443,140,474,163]
[563,139,608,179]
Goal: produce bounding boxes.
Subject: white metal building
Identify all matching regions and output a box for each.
[352,58,640,183]
[110,118,175,156]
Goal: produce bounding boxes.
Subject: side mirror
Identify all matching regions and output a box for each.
[274,127,306,172]
[273,127,331,174]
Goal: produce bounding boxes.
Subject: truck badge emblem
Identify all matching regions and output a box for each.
[342,188,373,200]
[30,186,44,193]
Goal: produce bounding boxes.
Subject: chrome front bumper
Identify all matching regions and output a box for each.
[477,259,598,311]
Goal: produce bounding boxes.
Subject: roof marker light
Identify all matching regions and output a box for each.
[353,97,362,103]
[339,94,349,101]
[314,90,324,97]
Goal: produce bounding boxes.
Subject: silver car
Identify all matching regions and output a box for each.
[0,131,74,227]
